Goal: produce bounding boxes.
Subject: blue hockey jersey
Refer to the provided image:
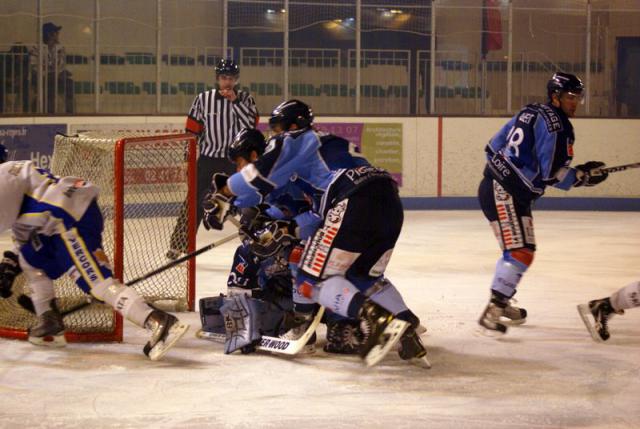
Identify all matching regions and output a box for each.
[485,103,580,199]
[228,129,382,216]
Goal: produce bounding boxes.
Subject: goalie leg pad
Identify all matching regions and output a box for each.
[220,294,266,354]
[199,295,228,335]
[91,278,153,327]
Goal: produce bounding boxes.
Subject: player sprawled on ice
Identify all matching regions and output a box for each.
[478,72,609,335]
[0,157,189,360]
[578,280,640,342]
[203,100,428,366]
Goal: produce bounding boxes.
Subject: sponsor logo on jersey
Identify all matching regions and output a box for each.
[519,112,535,124]
[539,104,563,133]
[490,153,512,178]
[301,203,346,278]
[567,139,574,157]
[93,248,112,270]
[66,234,99,283]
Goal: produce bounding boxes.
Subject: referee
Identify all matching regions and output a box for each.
[168,58,258,259]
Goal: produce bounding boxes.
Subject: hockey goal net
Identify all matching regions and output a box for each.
[0,132,197,342]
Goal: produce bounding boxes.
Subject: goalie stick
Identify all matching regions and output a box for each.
[16,231,241,315]
[602,162,640,174]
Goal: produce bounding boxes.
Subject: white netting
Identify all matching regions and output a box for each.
[0,132,196,341]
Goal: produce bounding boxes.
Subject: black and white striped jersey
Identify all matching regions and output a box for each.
[185,89,259,158]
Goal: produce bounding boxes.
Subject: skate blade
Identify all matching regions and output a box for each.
[415,324,428,335]
[576,304,605,343]
[364,319,410,367]
[407,354,432,369]
[475,325,507,338]
[28,333,67,348]
[195,329,226,343]
[501,317,526,326]
[148,323,190,361]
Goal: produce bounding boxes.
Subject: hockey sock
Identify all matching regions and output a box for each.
[610,281,640,311]
[366,278,409,315]
[91,278,153,327]
[315,276,364,318]
[490,251,531,299]
[18,254,55,316]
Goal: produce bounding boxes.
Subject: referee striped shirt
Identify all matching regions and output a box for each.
[185,89,259,158]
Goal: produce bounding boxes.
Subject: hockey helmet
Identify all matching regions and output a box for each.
[215,58,240,77]
[547,72,584,100]
[0,144,7,164]
[228,128,266,162]
[269,99,314,132]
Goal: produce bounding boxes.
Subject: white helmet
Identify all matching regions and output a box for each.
[0,162,27,233]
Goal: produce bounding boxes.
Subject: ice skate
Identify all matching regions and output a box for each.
[28,300,66,347]
[478,300,508,335]
[280,311,317,353]
[398,329,431,369]
[143,310,189,361]
[577,297,623,342]
[502,300,527,326]
[358,300,409,367]
[323,319,365,355]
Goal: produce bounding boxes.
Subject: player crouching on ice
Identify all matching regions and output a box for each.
[201,100,429,367]
[0,158,189,360]
[478,72,609,335]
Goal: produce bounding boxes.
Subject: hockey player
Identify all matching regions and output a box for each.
[201,127,366,354]
[207,100,427,365]
[577,281,639,342]
[0,159,189,360]
[478,72,609,334]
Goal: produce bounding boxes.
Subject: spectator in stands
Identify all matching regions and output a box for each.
[30,22,74,114]
[167,58,258,260]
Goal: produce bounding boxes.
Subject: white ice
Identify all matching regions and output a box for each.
[1,210,639,429]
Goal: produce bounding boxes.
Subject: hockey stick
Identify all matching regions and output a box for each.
[196,307,326,356]
[16,231,241,315]
[602,162,640,174]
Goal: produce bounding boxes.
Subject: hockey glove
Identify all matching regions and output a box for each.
[202,193,233,230]
[574,161,608,187]
[239,204,273,238]
[0,251,21,298]
[211,172,229,194]
[249,220,298,258]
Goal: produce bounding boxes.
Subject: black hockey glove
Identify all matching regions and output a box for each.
[0,251,21,298]
[249,220,298,258]
[211,172,229,194]
[239,204,273,238]
[574,161,608,187]
[202,193,233,230]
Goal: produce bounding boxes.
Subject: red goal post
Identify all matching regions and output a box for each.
[0,132,197,343]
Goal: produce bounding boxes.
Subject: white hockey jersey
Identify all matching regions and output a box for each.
[0,161,100,243]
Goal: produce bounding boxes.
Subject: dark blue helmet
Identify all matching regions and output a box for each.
[215,58,239,77]
[228,128,266,162]
[0,144,7,164]
[547,72,584,100]
[269,99,314,132]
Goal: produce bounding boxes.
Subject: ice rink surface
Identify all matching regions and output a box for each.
[1,210,639,429]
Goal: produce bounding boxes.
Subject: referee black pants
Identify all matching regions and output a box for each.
[169,155,235,252]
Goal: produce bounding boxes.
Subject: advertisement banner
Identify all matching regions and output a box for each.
[68,122,184,135]
[0,124,67,168]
